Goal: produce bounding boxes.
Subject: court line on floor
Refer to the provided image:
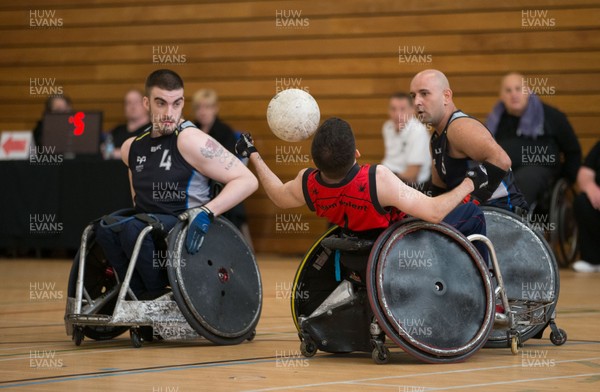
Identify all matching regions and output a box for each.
[0,346,134,362]
[0,331,300,356]
[0,337,241,361]
[350,372,600,390]
[1,337,598,361]
[0,323,63,330]
[0,344,122,356]
[242,356,600,392]
[4,353,597,390]
[0,355,285,389]
[0,339,293,362]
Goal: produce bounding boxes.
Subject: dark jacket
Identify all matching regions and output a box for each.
[495,103,582,182]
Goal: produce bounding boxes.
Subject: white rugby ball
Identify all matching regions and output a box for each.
[266,89,320,142]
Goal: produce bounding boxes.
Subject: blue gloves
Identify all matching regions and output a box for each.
[185,206,214,255]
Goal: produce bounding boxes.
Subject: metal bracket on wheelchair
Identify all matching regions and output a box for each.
[74,224,95,315]
[369,318,386,351]
[305,280,356,321]
[67,220,198,339]
[113,225,154,308]
[467,233,556,332]
[467,234,511,315]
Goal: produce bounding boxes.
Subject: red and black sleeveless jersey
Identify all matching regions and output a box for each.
[302,164,405,232]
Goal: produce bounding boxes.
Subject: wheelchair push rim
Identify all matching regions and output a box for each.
[167,216,262,345]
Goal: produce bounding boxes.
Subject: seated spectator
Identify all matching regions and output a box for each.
[572,141,600,273]
[106,89,150,159]
[381,92,431,187]
[192,88,238,153]
[486,72,581,206]
[32,95,72,146]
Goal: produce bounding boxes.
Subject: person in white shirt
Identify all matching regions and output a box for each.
[381,92,432,185]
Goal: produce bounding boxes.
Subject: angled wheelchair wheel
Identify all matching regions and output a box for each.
[482,207,559,348]
[167,217,262,345]
[549,179,579,267]
[66,232,128,341]
[291,226,375,354]
[291,226,341,332]
[367,220,494,363]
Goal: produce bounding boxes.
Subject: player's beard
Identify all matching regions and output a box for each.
[150,110,181,136]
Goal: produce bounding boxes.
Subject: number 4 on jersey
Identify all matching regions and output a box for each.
[159,149,172,171]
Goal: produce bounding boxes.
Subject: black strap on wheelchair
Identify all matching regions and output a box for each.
[321,236,375,253]
[99,215,135,233]
[99,212,166,239]
[135,213,167,238]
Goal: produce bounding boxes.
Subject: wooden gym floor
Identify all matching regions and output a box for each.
[0,256,599,391]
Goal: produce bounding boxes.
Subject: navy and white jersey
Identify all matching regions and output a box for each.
[128,122,211,215]
[431,110,527,210]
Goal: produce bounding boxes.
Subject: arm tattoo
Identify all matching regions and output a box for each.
[200,138,239,170]
[200,139,224,159]
[224,155,239,170]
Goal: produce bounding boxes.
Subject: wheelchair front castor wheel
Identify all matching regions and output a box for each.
[372,346,390,364]
[300,339,317,357]
[550,328,567,346]
[510,335,520,355]
[73,327,84,346]
[130,328,142,348]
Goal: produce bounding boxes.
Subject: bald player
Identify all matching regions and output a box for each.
[410,69,527,213]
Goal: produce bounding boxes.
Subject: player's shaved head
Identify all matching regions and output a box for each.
[411,69,450,91]
[409,69,455,128]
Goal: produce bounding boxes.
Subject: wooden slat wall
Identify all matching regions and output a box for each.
[1,0,599,254]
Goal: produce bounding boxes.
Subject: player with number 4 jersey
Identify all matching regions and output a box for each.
[94,69,257,299]
[128,123,212,216]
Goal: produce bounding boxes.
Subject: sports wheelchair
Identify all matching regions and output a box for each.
[291,207,566,364]
[64,208,262,348]
[528,177,579,267]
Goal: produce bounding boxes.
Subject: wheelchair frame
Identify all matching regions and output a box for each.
[293,223,567,364]
[468,234,566,354]
[65,221,199,348]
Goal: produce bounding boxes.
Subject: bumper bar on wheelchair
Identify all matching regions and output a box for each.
[69,223,177,328]
[467,234,511,315]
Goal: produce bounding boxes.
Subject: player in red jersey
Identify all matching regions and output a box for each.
[236,117,489,241]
